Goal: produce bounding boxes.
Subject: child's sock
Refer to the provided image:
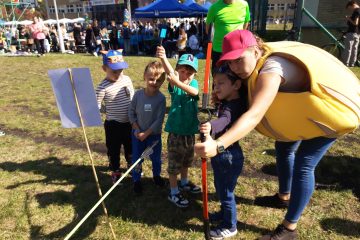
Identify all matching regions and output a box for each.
[170,187,179,195]
[180,178,189,186]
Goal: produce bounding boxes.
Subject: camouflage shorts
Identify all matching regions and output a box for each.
[167,133,195,175]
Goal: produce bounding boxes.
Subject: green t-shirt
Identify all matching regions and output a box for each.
[206,0,251,52]
[165,79,199,135]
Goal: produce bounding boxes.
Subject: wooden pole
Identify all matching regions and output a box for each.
[67,69,116,240]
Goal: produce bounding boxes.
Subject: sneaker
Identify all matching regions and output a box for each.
[93,52,98,57]
[210,225,238,240]
[209,211,223,224]
[168,193,189,208]
[179,182,201,194]
[259,224,298,240]
[254,193,289,209]
[134,181,142,194]
[111,170,121,184]
[153,176,165,187]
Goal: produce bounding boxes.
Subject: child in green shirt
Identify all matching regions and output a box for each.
[156,46,201,208]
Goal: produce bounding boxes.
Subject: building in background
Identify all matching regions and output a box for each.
[267,0,295,25]
[266,0,350,28]
[44,0,94,19]
[19,0,37,8]
[44,0,138,22]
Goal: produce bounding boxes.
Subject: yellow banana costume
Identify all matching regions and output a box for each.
[248,41,360,141]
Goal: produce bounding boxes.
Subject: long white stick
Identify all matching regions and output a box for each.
[64,141,158,240]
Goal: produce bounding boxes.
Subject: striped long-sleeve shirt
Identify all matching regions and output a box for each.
[96,75,134,123]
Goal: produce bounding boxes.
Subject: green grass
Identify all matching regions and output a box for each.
[0,53,359,240]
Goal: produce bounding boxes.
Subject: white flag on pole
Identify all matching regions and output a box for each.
[48,68,102,128]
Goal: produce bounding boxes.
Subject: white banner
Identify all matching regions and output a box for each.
[48,68,102,128]
[90,0,124,6]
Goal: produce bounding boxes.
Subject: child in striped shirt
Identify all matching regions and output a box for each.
[96,49,134,184]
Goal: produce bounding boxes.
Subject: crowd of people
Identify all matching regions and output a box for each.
[0,16,207,58]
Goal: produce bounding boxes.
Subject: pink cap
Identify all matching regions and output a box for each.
[216,30,257,67]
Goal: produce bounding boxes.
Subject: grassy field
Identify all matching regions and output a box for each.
[0,53,359,240]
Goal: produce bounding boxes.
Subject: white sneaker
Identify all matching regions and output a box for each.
[179,182,201,194]
[93,52,98,57]
[210,225,238,240]
[168,193,189,208]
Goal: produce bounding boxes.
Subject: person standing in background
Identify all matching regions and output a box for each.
[29,16,47,56]
[85,23,95,55]
[343,0,360,67]
[73,23,82,50]
[122,22,131,55]
[93,20,102,56]
[109,20,120,50]
[206,0,250,71]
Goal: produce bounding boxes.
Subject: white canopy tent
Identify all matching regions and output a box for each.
[18,20,33,25]
[58,18,72,24]
[3,21,18,26]
[43,19,57,24]
[70,18,85,23]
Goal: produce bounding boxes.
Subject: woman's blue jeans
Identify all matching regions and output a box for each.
[275,137,336,223]
[211,145,244,228]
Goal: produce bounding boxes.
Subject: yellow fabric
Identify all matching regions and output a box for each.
[247,41,360,141]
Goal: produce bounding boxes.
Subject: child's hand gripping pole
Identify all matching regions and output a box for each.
[198,32,213,240]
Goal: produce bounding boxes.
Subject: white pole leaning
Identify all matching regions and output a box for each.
[64,140,159,240]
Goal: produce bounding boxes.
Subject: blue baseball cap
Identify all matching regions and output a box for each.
[101,50,128,70]
[177,54,198,72]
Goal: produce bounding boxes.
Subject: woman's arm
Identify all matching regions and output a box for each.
[194,72,282,157]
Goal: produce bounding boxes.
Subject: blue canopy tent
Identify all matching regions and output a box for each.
[184,0,208,17]
[134,0,192,18]
[202,1,212,10]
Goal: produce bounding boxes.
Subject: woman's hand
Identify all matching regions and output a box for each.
[199,122,211,136]
[194,136,218,158]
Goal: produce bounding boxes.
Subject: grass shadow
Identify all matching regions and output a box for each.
[320,217,360,238]
[258,149,277,177]
[315,155,360,200]
[260,163,277,177]
[258,155,360,200]
[0,157,206,239]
